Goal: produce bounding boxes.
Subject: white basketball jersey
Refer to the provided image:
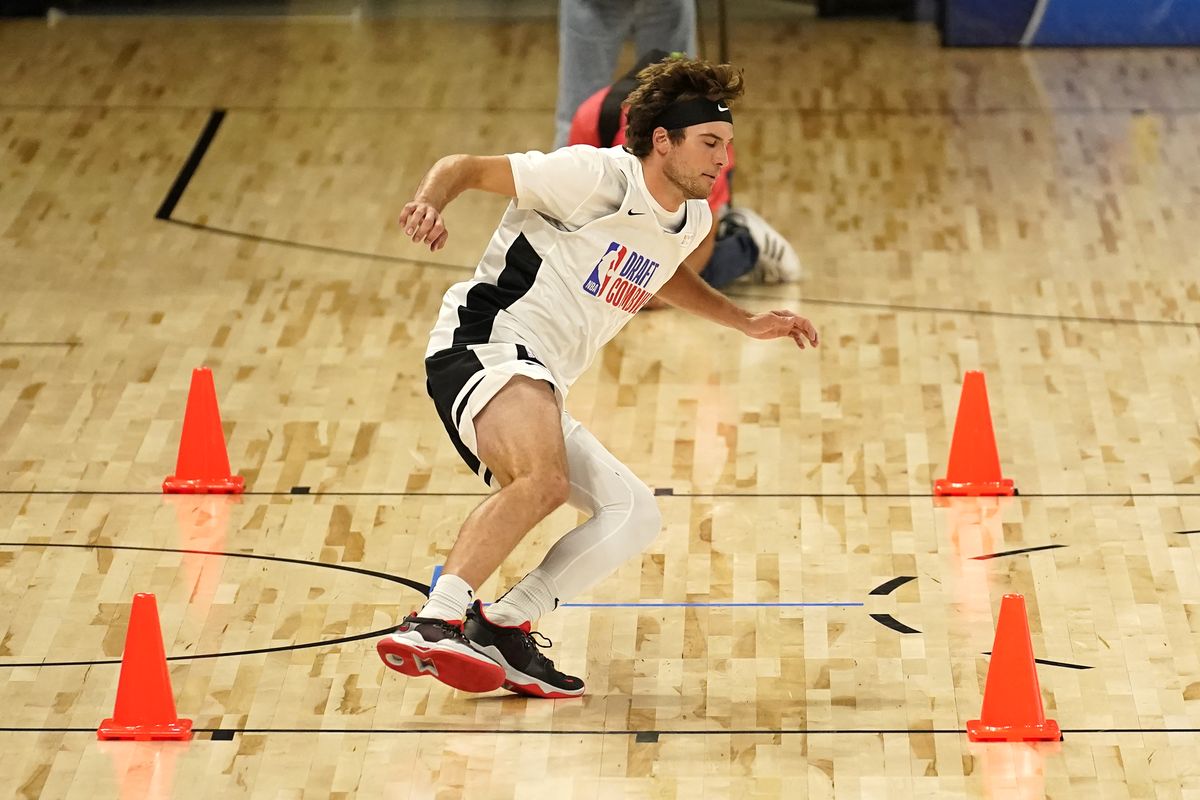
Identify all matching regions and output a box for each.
[426,145,712,393]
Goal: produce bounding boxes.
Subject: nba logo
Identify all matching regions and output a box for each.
[583,242,627,297]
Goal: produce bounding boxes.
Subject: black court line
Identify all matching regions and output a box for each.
[155,109,226,220]
[972,544,1066,560]
[201,727,971,736]
[0,625,398,669]
[868,576,917,596]
[728,291,1200,331]
[3,725,1200,737]
[983,652,1092,670]
[0,541,427,593]
[981,492,1200,497]
[164,218,467,274]
[869,613,921,634]
[4,490,1200,499]
[160,215,1200,331]
[1176,529,1200,535]
[0,342,80,347]
[147,125,1198,334]
[0,490,490,496]
[0,541,427,668]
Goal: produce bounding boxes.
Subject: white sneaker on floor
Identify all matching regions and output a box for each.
[725,207,802,283]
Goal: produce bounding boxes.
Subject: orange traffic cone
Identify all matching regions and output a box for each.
[98,593,193,741]
[967,594,1061,742]
[934,370,1016,496]
[163,367,244,493]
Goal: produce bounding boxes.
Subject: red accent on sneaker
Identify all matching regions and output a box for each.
[502,679,585,699]
[377,639,504,693]
[477,602,533,632]
[408,614,463,628]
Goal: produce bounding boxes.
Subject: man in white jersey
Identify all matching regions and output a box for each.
[378,57,819,698]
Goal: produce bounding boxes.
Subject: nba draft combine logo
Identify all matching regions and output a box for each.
[581,241,660,313]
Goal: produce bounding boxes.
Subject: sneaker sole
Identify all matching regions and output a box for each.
[377,637,506,693]
[467,642,586,699]
[501,678,586,699]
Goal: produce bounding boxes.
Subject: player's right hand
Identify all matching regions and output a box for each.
[399,201,448,252]
[743,309,819,350]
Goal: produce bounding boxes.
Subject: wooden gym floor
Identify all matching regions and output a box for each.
[2,4,1200,798]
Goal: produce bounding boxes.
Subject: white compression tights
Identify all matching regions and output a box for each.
[484,414,661,627]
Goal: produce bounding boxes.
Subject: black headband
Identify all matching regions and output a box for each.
[650,96,733,131]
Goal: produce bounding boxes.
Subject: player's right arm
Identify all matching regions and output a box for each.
[399,155,516,251]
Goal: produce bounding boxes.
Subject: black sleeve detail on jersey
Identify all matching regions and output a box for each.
[452,233,544,347]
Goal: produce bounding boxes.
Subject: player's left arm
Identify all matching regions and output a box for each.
[655,259,819,350]
[399,155,517,251]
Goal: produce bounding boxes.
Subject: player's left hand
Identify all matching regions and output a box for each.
[743,310,819,350]
[398,201,449,252]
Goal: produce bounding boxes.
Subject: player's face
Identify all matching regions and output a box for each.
[663,121,733,200]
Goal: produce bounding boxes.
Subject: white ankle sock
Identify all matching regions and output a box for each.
[486,568,560,628]
[418,573,474,622]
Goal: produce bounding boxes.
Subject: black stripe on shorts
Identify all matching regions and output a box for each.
[425,347,488,479]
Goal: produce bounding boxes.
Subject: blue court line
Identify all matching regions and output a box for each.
[430,565,860,607]
[561,602,863,608]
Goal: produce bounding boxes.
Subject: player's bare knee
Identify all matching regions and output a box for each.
[518,469,570,516]
[541,470,572,510]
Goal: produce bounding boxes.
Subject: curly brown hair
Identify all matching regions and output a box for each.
[623,56,745,158]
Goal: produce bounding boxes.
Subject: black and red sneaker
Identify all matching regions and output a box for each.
[377,613,505,693]
[463,600,585,698]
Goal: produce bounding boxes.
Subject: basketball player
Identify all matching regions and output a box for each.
[377,57,819,698]
[569,48,802,290]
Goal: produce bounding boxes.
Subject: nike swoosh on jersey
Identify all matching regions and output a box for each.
[627,210,645,216]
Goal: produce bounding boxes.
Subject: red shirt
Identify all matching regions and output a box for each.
[568,87,733,212]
